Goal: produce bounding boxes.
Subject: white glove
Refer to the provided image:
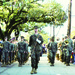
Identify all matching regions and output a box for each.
[36,38,41,44]
[28,46,31,52]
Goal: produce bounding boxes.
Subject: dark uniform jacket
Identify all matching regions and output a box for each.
[18,41,27,53]
[50,42,57,53]
[3,41,10,52]
[29,34,43,53]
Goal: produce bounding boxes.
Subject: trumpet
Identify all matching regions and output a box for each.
[65,40,69,44]
[0,43,3,49]
[64,40,69,46]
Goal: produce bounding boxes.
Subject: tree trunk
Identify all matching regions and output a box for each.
[0,27,5,40]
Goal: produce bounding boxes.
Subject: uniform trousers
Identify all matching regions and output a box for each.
[31,53,40,70]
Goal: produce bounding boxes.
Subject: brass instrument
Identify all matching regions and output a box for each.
[63,40,69,51]
[64,40,69,45]
[0,43,3,49]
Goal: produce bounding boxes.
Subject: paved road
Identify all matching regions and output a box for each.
[0,54,75,75]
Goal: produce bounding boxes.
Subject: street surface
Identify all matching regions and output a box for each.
[0,54,75,75]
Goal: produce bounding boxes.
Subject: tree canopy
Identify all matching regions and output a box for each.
[0,0,67,40]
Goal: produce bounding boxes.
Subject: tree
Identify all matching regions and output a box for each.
[0,0,67,40]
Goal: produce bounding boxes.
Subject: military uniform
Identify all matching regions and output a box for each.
[59,41,65,62]
[50,41,57,66]
[0,41,3,62]
[12,43,15,62]
[11,40,18,62]
[47,42,52,63]
[29,33,43,74]
[24,42,28,63]
[14,43,18,61]
[18,38,28,66]
[73,39,75,53]
[62,39,70,66]
[47,36,57,66]
[73,39,75,63]
[9,42,14,64]
[1,41,11,67]
[68,38,73,64]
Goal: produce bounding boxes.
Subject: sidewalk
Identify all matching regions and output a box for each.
[0,54,75,75]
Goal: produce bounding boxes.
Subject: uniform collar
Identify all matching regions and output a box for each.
[34,33,39,36]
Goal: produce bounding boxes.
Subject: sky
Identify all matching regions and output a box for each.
[43,0,75,40]
[55,0,75,15]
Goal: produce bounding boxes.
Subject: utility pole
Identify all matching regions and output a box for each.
[53,24,55,38]
[50,24,51,37]
[53,18,56,41]
[67,0,72,37]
